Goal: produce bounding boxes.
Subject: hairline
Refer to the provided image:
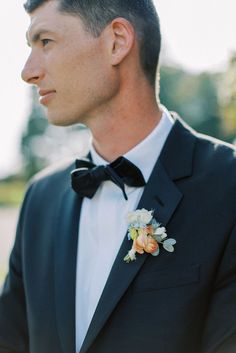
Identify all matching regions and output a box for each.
[24,0,160,88]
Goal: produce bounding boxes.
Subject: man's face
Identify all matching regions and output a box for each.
[22,0,119,126]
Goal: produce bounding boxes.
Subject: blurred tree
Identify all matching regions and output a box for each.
[219,53,236,142]
[191,73,222,139]
[160,66,223,139]
[20,87,90,179]
[21,87,48,178]
[21,61,234,180]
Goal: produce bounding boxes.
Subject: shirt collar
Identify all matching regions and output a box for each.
[90,106,174,182]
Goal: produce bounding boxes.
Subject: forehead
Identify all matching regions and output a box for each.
[26,0,85,43]
[28,0,60,27]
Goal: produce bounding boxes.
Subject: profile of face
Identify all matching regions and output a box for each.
[21,0,120,127]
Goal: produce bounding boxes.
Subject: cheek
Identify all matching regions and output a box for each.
[55,51,95,92]
[50,42,120,108]
[69,56,117,99]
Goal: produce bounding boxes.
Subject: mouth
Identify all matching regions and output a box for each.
[38,89,56,105]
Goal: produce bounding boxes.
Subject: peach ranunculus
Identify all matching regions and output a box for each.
[146,224,154,235]
[137,227,148,237]
[133,238,145,254]
[144,236,159,254]
[124,208,176,263]
[134,233,159,254]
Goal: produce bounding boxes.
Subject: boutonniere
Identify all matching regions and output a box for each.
[124,208,176,263]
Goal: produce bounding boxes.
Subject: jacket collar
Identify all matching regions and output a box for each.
[80,116,197,353]
[54,116,197,353]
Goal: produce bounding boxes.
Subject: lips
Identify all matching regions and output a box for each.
[38,89,56,105]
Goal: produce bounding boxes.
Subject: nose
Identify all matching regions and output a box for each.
[21,53,45,85]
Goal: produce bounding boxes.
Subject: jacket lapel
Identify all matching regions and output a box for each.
[80,117,197,353]
[54,185,83,353]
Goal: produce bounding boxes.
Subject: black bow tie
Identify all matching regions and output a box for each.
[71,156,146,200]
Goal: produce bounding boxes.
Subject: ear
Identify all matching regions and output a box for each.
[108,18,135,66]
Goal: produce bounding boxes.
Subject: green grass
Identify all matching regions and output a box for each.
[0,266,7,288]
[0,181,26,207]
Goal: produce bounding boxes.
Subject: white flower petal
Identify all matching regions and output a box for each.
[126,211,138,224]
[154,235,163,242]
[126,248,136,261]
[161,232,168,240]
[138,209,153,224]
[154,227,166,235]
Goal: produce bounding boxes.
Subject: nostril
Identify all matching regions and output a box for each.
[28,76,40,84]
[21,66,41,84]
[21,59,44,84]
[21,67,33,83]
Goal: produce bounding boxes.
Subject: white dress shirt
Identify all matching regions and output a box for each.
[75,107,174,352]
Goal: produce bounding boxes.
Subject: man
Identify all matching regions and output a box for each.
[0,0,236,352]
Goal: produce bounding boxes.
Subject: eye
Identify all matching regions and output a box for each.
[41,38,51,47]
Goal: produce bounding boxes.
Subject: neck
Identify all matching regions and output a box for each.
[88,80,162,162]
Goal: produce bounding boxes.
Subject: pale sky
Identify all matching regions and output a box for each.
[0,0,235,177]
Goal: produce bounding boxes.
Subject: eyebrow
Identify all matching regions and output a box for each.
[26,29,54,46]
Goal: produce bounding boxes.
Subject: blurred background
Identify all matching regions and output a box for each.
[0,0,236,286]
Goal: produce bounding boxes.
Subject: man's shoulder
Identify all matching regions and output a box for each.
[162,115,236,200]
[15,158,77,223]
[28,157,76,194]
[188,128,236,196]
[173,115,236,168]
[194,130,236,170]
[162,115,236,181]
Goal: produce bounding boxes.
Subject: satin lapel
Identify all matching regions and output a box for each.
[80,162,182,353]
[54,186,83,353]
[80,117,197,353]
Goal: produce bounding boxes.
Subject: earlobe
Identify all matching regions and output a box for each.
[110,18,135,66]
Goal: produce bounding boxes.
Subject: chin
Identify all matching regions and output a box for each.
[47,106,91,127]
[47,112,77,127]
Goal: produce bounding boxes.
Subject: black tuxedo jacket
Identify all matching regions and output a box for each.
[0,117,236,353]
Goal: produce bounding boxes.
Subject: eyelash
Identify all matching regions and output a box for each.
[41,39,51,47]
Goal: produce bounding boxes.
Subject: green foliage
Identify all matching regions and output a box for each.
[21,87,48,179]
[0,267,7,287]
[159,54,236,145]
[20,87,88,180]
[219,53,236,141]
[20,59,236,181]
[160,66,223,140]
[0,180,26,207]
